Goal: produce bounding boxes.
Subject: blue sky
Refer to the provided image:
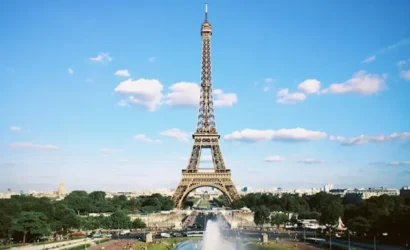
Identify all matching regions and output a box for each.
[1,1,410,192]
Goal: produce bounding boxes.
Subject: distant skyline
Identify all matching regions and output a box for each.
[1,1,410,191]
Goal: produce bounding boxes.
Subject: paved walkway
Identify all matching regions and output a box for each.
[89,240,135,250]
[10,238,100,250]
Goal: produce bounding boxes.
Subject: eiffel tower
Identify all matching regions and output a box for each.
[172,4,240,209]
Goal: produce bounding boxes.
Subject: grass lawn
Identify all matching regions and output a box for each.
[198,199,210,208]
[132,237,201,250]
[132,237,295,250]
[243,242,294,250]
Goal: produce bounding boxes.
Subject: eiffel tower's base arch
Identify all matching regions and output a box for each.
[172,171,241,209]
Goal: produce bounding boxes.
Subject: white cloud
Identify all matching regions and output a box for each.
[148,57,156,63]
[400,70,410,80]
[263,86,270,92]
[133,134,161,143]
[10,142,59,150]
[89,52,112,63]
[299,158,324,164]
[165,82,199,106]
[396,59,410,80]
[362,55,376,64]
[264,155,285,162]
[297,79,321,94]
[117,100,129,107]
[370,161,410,166]
[389,161,410,166]
[362,38,410,63]
[276,88,306,104]
[265,78,274,83]
[114,78,163,112]
[383,38,410,53]
[213,89,238,107]
[114,69,130,77]
[397,60,408,67]
[86,78,93,83]
[165,82,237,107]
[100,148,122,154]
[10,126,21,132]
[160,128,189,142]
[321,71,386,95]
[329,132,410,145]
[225,128,327,142]
[68,68,74,75]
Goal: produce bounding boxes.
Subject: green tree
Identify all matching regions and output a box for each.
[253,206,270,226]
[308,192,340,212]
[64,190,91,215]
[182,199,194,209]
[132,218,146,229]
[320,201,343,226]
[0,198,21,238]
[110,211,131,229]
[347,216,371,238]
[124,198,141,213]
[12,212,49,243]
[88,191,107,213]
[111,195,128,211]
[53,204,79,232]
[298,212,321,220]
[270,213,288,227]
[80,216,102,230]
[213,195,229,208]
[231,199,246,209]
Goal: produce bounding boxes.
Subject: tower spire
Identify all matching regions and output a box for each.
[205,3,208,21]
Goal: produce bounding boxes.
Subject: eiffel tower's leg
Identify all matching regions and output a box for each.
[172,182,188,208]
[224,183,241,201]
[211,144,226,170]
[186,145,201,171]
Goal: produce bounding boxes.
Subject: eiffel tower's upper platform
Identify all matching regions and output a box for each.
[201,3,212,35]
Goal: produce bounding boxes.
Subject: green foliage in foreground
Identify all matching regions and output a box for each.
[234,192,410,245]
[0,192,172,243]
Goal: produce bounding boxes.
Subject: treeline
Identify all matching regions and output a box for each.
[229,192,410,244]
[0,191,174,243]
[64,191,174,214]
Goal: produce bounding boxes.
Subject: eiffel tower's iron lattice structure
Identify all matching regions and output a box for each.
[172,4,240,209]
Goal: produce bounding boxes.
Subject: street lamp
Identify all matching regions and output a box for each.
[348,230,351,250]
[303,225,306,243]
[374,232,388,250]
[329,228,332,250]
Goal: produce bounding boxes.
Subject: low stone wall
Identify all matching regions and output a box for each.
[220,210,256,229]
[130,212,185,229]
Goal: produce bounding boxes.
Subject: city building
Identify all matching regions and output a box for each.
[324,184,334,192]
[400,186,410,199]
[330,187,399,200]
[57,183,67,196]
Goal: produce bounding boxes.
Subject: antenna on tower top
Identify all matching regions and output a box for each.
[205,3,208,21]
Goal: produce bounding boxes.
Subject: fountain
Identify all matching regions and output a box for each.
[176,217,240,250]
